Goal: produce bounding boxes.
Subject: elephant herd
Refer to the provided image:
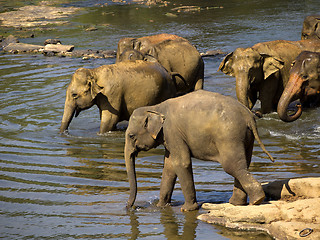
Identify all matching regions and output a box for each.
[60,16,320,211]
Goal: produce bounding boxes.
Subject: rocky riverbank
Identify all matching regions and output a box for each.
[198,177,320,240]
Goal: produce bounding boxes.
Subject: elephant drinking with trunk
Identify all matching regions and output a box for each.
[277,51,320,122]
[60,61,177,134]
[125,90,274,211]
[219,39,320,114]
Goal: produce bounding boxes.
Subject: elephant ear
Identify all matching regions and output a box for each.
[87,74,103,99]
[145,111,165,140]
[218,52,235,76]
[315,22,320,39]
[143,53,158,62]
[261,54,284,79]
[133,39,141,50]
[146,46,160,58]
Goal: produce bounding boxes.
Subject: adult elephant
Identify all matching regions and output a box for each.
[301,15,320,40]
[125,90,274,211]
[118,39,204,94]
[116,33,187,62]
[277,51,320,122]
[60,61,177,134]
[219,39,320,114]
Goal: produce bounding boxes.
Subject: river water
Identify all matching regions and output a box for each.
[0,0,319,239]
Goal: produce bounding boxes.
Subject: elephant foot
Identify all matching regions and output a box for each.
[229,195,247,206]
[157,201,171,208]
[249,191,265,205]
[181,202,199,212]
[229,186,247,206]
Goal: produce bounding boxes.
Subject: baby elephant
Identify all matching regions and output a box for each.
[60,61,177,134]
[125,90,274,211]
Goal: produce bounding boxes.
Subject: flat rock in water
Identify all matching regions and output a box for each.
[3,43,43,53]
[198,177,320,240]
[44,44,74,53]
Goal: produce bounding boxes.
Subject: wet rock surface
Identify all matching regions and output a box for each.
[0,5,80,28]
[0,35,116,58]
[198,177,320,240]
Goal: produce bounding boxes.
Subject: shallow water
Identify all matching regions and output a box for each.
[0,0,319,239]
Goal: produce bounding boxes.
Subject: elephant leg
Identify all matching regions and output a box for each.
[220,144,264,205]
[234,170,265,205]
[248,89,258,110]
[100,110,119,134]
[157,153,177,207]
[171,148,198,211]
[259,76,279,113]
[97,96,120,134]
[229,179,247,205]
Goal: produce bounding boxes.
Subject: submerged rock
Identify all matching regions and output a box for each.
[198,177,320,240]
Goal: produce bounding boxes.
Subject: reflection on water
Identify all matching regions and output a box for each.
[0,0,319,239]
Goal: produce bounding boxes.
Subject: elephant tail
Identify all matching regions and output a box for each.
[171,72,189,88]
[248,119,275,162]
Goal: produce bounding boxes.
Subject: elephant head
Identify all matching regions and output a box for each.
[219,48,284,109]
[60,68,102,133]
[118,49,157,63]
[301,15,320,40]
[124,108,165,208]
[116,34,184,63]
[116,37,135,62]
[277,51,320,122]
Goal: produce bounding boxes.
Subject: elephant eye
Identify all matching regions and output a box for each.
[129,134,135,140]
[72,93,78,99]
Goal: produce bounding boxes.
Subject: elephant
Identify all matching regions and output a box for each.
[116,33,187,62]
[118,39,204,95]
[277,51,320,122]
[219,39,320,114]
[301,15,320,40]
[124,90,274,211]
[60,60,177,134]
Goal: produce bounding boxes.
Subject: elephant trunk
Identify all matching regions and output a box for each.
[236,73,251,109]
[60,99,76,133]
[277,73,303,122]
[124,135,137,209]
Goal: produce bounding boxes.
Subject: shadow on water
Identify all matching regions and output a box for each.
[0,0,319,239]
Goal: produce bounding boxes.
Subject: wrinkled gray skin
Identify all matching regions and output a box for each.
[60,61,177,134]
[118,39,204,95]
[116,33,186,62]
[277,51,320,122]
[301,15,320,40]
[125,90,274,211]
[219,39,320,114]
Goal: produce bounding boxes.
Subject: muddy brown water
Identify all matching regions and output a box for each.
[0,0,319,239]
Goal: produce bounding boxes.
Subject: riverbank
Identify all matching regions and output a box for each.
[198,178,320,240]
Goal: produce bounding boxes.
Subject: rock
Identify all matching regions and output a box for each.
[262,177,320,200]
[3,42,43,53]
[171,6,201,13]
[85,27,98,32]
[44,39,62,45]
[165,13,178,18]
[200,50,226,57]
[198,177,320,240]
[44,44,74,53]
[68,49,116,59]
[1,35,19,48]
[0,5,80,28]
